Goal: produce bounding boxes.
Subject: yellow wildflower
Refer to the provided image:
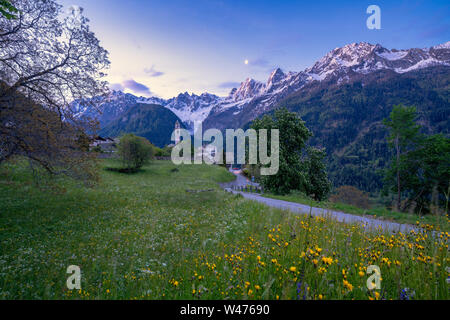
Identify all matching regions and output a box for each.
[343,280,353,291]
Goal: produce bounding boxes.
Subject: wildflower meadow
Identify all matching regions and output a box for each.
[0,160,448,300]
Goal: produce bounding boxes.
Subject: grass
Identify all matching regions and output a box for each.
[0,159,448,300]
[262,191,449,232]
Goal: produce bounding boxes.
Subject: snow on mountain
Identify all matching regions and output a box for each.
[138,92,223,131]
[137,96,167,106]
[376,50,408,61]
[308,42,450,78]
[162,92,222,131]
[71,90,138,127]
[73,41,450,133]
[433,41,450,50]
[72,90,221,133]
[203,41,450,128]
[229,78,265,102]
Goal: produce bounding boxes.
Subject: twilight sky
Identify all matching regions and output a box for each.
[59,0,449,99]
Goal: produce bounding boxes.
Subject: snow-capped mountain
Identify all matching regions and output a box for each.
[202,41,450,130]
[229,78,265,102]
[306,42,450,78]
[72,41,449,134]
[71,90,138,127]
[161,92,222,131]
[136,96,166,106]
[71,90,221,133]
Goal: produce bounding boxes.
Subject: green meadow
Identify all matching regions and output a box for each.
[0,160,448,300]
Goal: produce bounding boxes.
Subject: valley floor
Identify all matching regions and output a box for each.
[0,160,448,300]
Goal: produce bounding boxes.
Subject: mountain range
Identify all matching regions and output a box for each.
[204,41,450,130]
[71,41,450,191]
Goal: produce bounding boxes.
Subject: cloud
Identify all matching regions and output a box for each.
[248,58,270,68]
[122,79,152,95]
[217,81,241,89]
[144,65,165,77]
[246,57,278,73]
[109,83,124,91]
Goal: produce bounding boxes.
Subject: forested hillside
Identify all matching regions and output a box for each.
[274,66,450,192]
[100,104,184,148]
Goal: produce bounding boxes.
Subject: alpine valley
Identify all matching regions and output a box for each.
[72,41,450,192]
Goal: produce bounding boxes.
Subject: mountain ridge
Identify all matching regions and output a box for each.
[72,41,450,133]
[203,41,450,130]
[99,103,184,148]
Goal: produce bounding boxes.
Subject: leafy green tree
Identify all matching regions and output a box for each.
[0,0,18,19]
[387,134,450,212]
[76,132,91,152]
[304,147,332,201]
[252,108,311,194]
[118,134,154,170]
[383,105,450,213]
[383,105,422,210]
[154,145,173,157]
[1,0,109,184]
[251,108,330,198]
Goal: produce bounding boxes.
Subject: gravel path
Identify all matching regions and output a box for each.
[221,170,418,234]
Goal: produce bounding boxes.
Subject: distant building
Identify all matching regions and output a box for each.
[89,136,118,153]
[168,121,181,147]
[174,120,181,145]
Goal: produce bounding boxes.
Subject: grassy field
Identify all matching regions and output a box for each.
[263,191,449,232]
[0,159,448,300]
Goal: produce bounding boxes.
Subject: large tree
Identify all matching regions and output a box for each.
[251,108,311,194]
[403,134,450,212]
[303,146,331,201]
[383,105,450,213]
[0,0,110,181]
[382,105,422,210]
[251,108,330,199]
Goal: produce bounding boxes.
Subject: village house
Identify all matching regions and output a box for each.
[89,136,119,153]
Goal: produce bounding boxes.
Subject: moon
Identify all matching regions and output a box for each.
[244,59,249,65]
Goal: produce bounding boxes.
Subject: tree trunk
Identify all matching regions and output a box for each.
[396,135,401,211]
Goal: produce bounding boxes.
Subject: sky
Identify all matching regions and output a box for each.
[59,0,450,99]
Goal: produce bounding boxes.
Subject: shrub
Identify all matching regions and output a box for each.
[154,146,173,157]
[91,146,103,153]
[118,134,154,170]
[329,185,370,209]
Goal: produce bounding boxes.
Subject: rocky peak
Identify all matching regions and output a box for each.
[229,78,265,102]
[433,41,450,50]
[267,68,286,86]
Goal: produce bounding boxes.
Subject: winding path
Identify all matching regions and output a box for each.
[221,169,418,233]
